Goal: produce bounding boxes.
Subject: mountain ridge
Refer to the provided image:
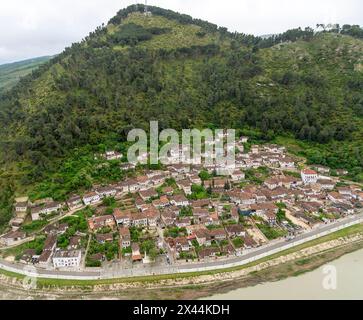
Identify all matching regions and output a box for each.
[0,56,52,93]
[0,56,51,68]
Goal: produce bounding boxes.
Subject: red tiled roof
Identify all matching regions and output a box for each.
[302,169,317,175]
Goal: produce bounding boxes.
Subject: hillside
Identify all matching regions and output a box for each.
[0,5,362,228]
[0,56,52,93]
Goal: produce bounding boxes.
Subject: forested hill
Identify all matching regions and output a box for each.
[0,4,362,203]
[0,56,51,93]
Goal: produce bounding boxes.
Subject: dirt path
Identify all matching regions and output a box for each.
[248,218,268,243]
[285,210,310,230]
[82,235,92,268]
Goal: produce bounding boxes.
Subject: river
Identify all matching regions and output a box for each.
[205,249,363,300]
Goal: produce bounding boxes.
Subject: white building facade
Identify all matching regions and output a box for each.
[53,250,82,268]
[301,169,318,184]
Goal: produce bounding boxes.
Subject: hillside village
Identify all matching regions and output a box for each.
[1,137,362,271]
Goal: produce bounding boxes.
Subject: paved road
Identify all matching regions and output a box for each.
[179,212,363,272]
[1,212,362,280]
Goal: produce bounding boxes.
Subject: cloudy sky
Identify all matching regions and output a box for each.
[0,0,362,64]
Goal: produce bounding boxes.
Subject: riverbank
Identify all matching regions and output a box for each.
[206,247,363,300]
[0,223,363,299]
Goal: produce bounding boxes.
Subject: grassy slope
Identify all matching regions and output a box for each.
[111,12,228,50]
[0,56,52,93]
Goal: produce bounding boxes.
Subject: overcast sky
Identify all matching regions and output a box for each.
[0,0,362,64]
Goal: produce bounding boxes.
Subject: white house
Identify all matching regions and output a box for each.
[229,191,256,206]
[67,196,83,210]
[301,169,318,184]
[53,250,82,269]
[83,192,100,206]
[0,231,26,246]
[119,228,131,249]
[251,145,259,154]
[279,157,295,169]
[120,163,136,171]
[128,179,140,193]
[105,151,123,161]
[131,213,148,228]
[328,192,346,203]
[175,237,190,252]
[151,175,166,186]
[177,179,193,195]
[31,202,62,221]
[137,152,149,163]
[116,181,130,194]
[355,192,363,201]
[231,170,246,182]
[313,165,331,174]
[113,209,132,226]
[43,202,62,214]
[189,175,202,185]
[170,195,190,207]
[337,187,352,197]
[15,202,28,213]
[264,178,281,190]
[317,179,335,191]
[95,186,117,199]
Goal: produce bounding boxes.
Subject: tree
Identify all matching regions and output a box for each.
[199,170,211,181]
[180,206,193,217]
[277,209,287,222]
[232,237,244,248]
[140,240,156,257]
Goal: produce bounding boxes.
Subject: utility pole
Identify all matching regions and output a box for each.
[144,0,151,16]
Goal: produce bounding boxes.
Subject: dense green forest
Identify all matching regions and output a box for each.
[0,56,51,93]
[0,5,362,230]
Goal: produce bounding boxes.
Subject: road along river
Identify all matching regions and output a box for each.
[1,212,363,281]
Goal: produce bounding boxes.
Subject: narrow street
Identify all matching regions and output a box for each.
[82,234,92,269]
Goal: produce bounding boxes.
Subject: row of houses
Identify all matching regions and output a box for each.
[12,199,63,223]
[166,223,258,260]
[88,205,161,232]
[31,202,63,221]
[23,234,82,269]
[234,144,295,170]
[12,158,247,227]
[224,172,362,227]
